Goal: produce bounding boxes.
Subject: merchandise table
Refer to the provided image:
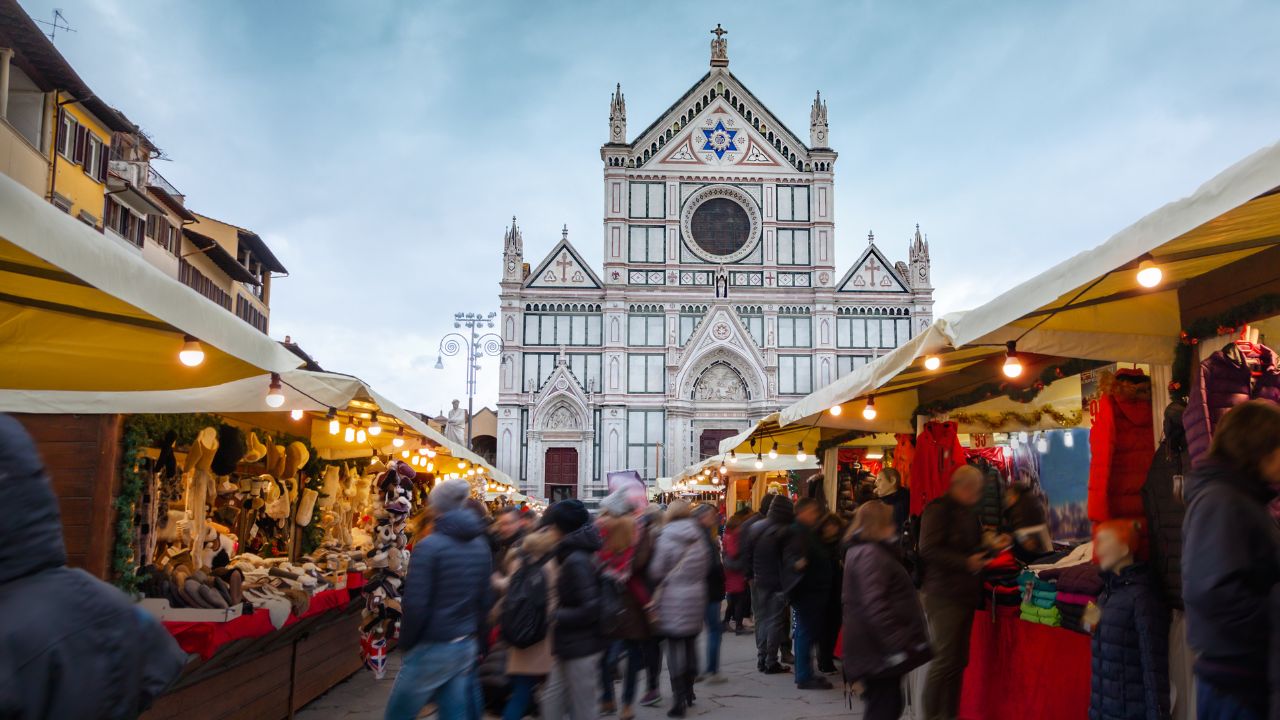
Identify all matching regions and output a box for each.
[959,604,1091,720]
[162,585,360,660]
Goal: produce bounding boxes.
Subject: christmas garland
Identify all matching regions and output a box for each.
[112,419,148,593]
[1170,293,1280,403]
[948,405,1083,431]
[913,358,1105,419]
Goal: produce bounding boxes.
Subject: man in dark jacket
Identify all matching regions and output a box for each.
[0,414,186,719]
[541,499,604,720]
[752,494,798,674]
[742,493,775,667]
[919,465,991,720]
[1182,400,1280,717]
[789,498,834,690]
[386,479,493,720]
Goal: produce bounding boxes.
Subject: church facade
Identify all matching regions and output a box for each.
[496,30,934,503]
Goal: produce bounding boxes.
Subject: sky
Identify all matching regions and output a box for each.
[19,0,1280,415]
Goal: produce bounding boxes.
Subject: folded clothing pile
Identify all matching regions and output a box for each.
[1040,562,1103,634]
[1017,569,1061,626]
[983,549,1024,608]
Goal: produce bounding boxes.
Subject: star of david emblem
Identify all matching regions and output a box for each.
[701,120,739,159]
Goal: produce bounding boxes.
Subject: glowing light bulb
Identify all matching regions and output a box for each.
[401,450,410,459]
[830,403,844,417]
[418,446,429,456]
[768,442,778,460]
[728,451,737,464]
[392,428,405,448]
[862,396,877,421]
[1063,431,1075,449]
[327,408,339,435]
[344,425,355,443]
[426,462,434,473]
[796,443,807,462]
[264,373,285,408]
[1002,342,1023,378]
[924,355,941,371]
[178,335,205,367]
[711,475,720,485]
[1036,434,1049,453]
[356,427,367,444]
[719,462,728,475]
[290,409,304,421]
[1136,260,1162,288]
[754,454,764,470]
[368,414,382,436]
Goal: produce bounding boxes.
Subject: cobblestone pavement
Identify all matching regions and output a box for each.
[297,627,910,719]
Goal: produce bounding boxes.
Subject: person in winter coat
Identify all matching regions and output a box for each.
[816,513,846,675]
[387,479,494,720]
[1142,401,1190,611]
[648,500,711,718]
[597,490,653,720]
[1181,400,1280,719]
[0,415,186,720]
[1183,341,1280,468]
[874,467,911,533]
[1089,519,1170,720]
[843,502,933,720]
[1003,483,1052,563]
[542,499,605,720]
[790,498,835,690]
[693,503,727,685]
[742,494,776,664]
[500,526,560,720]
[721,510,751,634]
[752,494,800,675]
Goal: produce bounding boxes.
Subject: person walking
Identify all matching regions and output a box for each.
[0,415,187,719]
[693,504,727,684]
[742,494,776,665]
[597,490,652,720]
[1182,400,1280,719]
[816,512,846,675]
[386,479,493,720]
[919,465,990,720]
[790,498,835,690]
[637,503,666,708]
[874,468,911,534]
[541,499,605,720]
[648,500,711,718]
[752,493,798,675]
[499,526,560,720]
[843,502,933,720]
[722,510,751,634]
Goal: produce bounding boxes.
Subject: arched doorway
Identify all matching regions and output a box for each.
[544,447,578,501]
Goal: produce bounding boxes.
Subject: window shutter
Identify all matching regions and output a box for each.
[97,142,109,182]
[55,108,66,155]
[73,125,86,164]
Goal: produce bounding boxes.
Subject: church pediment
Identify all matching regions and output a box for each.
[525,236,603,290]
[837,244,911,294]
[531,362,591,432]
[647,102,788,171]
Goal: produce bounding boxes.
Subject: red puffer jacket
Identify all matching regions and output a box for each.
[1088,370,1154,523]
[911,421,966,516]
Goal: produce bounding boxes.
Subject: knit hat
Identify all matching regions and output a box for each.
[758,493,776,516]
[599,487,636,517]
[430,479,470,514]
[767,494,795,524]
[543,498,590,534]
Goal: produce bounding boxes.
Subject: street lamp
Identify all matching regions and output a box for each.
[435,311,504,448]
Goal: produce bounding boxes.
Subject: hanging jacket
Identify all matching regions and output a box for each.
[1141,402,1189,611]
[1183,342,1280,468]
[894,434,916,489]
[1088,370,1155,523]
[974,460,1005,529]
[0,415,187,719]
[648,518,710,638]
[911,421,966,516]
[841,536,932,682]
[1089,563,1170,720]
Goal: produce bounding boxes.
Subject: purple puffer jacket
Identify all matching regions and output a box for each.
[1183,343,1280,468]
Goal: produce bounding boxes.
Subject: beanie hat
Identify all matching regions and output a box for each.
[544,499,590,534]
[430,479,470,514]
[758,493,776,516]
[767,494,795,525]
[599,487,636,517]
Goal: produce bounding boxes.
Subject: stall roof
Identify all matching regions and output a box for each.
[0,173,302,392]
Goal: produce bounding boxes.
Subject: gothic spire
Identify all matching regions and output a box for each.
[505,216,522,253]
[608,83,627,144]
[810,90,829,147]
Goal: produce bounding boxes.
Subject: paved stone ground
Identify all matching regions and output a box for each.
[297,628,921,719]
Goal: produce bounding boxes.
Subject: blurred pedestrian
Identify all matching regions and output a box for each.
[693,504,727,684]
[874,468,910,534]
[722,510,751,634]
[541,500,604,720]
[498,526,559,720]
[790,498,834,690]
[752,494,797,675]
[816,513,846,675]
[648,500,710,718]
[597,489,652,720]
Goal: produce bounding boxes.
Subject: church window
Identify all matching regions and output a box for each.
[568,353,603,393]
[628,355,665,393]
[522,354,555,391]
[628,312,665,347]
[690,198,751,257]
[777,314,812,348]
[678,311,705,346]
[627,409,665,478]
[629,182,665,219]
[836,314,913,349]
[776,186,810,222]
[736,306,764,346]
[524,312,602,346]
[836,355,871,378]
[628,226,665,263]
[777,229,810,265]
[522,353,602,392]
[778,355,813,394]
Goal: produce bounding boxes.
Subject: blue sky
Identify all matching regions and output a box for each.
[20,0,1280,414]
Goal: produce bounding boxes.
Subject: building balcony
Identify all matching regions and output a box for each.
[0,116,49,196]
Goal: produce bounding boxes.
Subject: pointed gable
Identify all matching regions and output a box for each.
[648,100,789,171]
[837,244,911,294]
[525,237,603,290]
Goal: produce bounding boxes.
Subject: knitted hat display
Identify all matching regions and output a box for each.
[296,488,319,527]
[283,441,309,480]
[544,498,591,534]
[767,494,796,524]
[429,479,470,514]
[211,424,246,476]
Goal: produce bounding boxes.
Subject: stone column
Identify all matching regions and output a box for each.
[0,48,13,121]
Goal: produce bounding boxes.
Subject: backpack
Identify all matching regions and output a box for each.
[500,553,551,649]
[597,561,626,639]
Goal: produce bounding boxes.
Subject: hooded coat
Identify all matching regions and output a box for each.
[911,421,967,516]
[1088,371,1155,523]
[0,415,187,719]
[553,523,605,659]
[1183,342,1280,468]
[648,517,710,637]
[751,496,800,594]
[1089,563,1170,720]
[400,508,493,651]
[1141,402,1189,611]
[841,535,932,683]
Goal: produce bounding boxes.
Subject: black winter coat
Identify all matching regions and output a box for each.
[738,511,766,581]
[1090,563,1170,720]
[841,537,931,682]
[401,509,493,650]
[919,495,983,608]
[789,523,834,620]
[553,524,605,660]
[702,529,726,602]
[0,415,187,719]
[976,463,1004,528]
[1142,402,1189,611]
[752,519,800,593]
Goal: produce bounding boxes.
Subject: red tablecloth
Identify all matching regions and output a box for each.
[960,605,1091,720]
[164,611,277,660]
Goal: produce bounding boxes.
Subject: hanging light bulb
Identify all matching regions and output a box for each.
[426,448,436,458]
[728,450,737,464]
[401,450,410,459]
[711,474,720,485]
[1002,341,1023,378]
[392,427,405,448]
[796,442,807,462]
[719,461,728,475]
[368,413,382,436]
[426,462,434,473]
[862,396,877,421]
[418,446,429,456]
[830,403,843,417]
[327,408,340,435]
[178,335,205,367]
[924,355,942,371]
[768,442,778,460]
[754,453,764,470]
[1136,259,1163,288]
[1036,433,1050,454]
[265,373,286,408]
[344,424,356,443]
[1063,431,1075,449]
[356,421,367,444]
[290,408,304,421]
[459,461,469,470]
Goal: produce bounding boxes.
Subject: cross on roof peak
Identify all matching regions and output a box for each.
[711,24,727,39]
